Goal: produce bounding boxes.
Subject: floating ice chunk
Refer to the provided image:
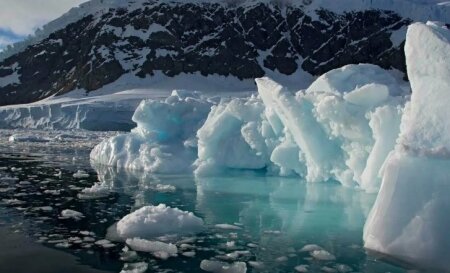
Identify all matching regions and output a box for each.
[335,264,352,273]
[120,262,148,273]
[248,261,264,270]
[310,250,336,261]
[182,251,196,257]
[60,209,84,220]
[126,238,177,259]
[73,170,89,178]
[364,22,450,271]
[214,224,242,230]
[35,206,53,212]
[200,260,247,273]
[2,199,25,205]
[78,182,110,199]
[153,184,176,192]
[95,239,115,248]
[116,204,204,239]
[321,266,337,273]
[8,134,50,143]
[299,244,322,252]
[294,265,309,272]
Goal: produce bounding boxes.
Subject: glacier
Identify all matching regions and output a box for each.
[363,21,450,271]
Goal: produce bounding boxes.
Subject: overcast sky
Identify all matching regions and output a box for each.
[0,0,87,50]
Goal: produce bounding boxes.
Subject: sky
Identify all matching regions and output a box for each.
[0,0,87,50]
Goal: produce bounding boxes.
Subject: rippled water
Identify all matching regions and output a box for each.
[0,129,415,273]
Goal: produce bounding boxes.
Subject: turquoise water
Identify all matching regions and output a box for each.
[0,133,415,273]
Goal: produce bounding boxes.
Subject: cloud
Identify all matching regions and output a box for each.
[0,28,25,50]
[0,0,87,38]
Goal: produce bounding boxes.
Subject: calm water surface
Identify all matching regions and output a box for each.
[0,129,417,273]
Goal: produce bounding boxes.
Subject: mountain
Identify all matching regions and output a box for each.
[0,0,449,106]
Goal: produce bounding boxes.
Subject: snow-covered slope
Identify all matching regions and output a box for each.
[363,21,450,272]
[0,0,448,108]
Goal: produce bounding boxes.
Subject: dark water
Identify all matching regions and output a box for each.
[0,130,421,273]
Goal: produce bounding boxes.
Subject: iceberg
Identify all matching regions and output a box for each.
[92,63,406,190]
[90,90,214,173]
[363,22,450,271]
[195,64,405,189]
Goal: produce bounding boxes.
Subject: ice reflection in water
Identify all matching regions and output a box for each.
[89,165,407,273]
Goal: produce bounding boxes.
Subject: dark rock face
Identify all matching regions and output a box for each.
[0,1,413,105]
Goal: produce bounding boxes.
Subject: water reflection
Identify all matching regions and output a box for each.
[88,165,406,272]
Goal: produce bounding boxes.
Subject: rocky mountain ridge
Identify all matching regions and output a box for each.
[0,0,448,105]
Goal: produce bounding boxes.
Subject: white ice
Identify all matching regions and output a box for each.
[125,238,177,259]
[90,90,214,173]
[200,260,247,273]
[194,64,406,190]
[363,22,450,271]
[91,62,407,191]
[60,209,84,221]
[116,204,204,240]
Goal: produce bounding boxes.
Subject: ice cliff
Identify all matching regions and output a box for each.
[91,63,407,191]
[363,21,450,271]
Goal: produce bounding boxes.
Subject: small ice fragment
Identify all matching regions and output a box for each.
[126,238,177,260]
[200,260,247,273]
[153,184,176,192]
[182,251,196,257]
[275,256,288,262]
[95,239,115,248]
[321,266,337,273]
[299,244,322,252]
[311,250,336,261]
[295,265,309,272]
[73,170,89,178]
[120,262,148,273]
[214,224,242,230]
[335,264,352,273]
[248,261,264,269]
[61,209,84,221]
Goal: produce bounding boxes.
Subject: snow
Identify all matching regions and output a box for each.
[0,0,449,64]
[363,22,450,271]
[0,73,257,130]
[0,63,21,88]
[115,204,204,240]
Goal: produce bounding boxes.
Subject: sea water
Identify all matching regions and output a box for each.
[0,129,414,273]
